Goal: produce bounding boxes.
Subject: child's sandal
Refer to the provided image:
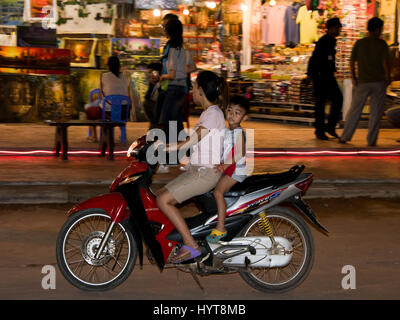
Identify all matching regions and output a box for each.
[206,229,227,244]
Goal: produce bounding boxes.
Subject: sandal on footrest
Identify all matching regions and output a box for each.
[206,229,227,244]
[171,245,202,264]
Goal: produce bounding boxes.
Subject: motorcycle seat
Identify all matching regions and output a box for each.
[224,165,305,197]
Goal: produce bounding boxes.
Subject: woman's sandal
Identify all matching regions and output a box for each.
[171,245,202,264]
[206,229,227,244]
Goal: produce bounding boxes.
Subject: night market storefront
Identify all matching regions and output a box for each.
[0,0,399,124]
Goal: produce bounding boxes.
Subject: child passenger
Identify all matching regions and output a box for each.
[206,95,250,243]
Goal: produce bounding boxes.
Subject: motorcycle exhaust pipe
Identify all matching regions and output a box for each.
[214,245,256,260]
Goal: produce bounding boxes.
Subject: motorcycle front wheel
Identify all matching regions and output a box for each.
[56,209,137,291]
[239,206,314,293]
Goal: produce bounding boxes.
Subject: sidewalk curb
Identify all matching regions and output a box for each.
[0,179,399,204]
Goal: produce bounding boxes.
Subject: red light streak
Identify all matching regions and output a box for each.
[0,149,398,157]
[249,149,400,156]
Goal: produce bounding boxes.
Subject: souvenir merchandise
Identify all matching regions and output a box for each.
[289,75,314,105]
[247,45,315,105]
[0,45,70,75]
[336,0,368,79]
[17,25,57,48]
[265,4,288,45]
[60,38,97,68]
[285,2,302,46]
[296,5,319,44]
[379,0,397,44]
[0,26,17,47]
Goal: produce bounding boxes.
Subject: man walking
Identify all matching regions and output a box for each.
[308,17,343,140]
[339,17,391,146]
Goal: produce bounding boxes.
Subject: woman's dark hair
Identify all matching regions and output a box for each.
[164,18,183,48]
[196,70,229,109]
[108,56,120,78]
[162,13,178,23]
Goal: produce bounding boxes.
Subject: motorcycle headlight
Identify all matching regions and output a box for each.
[127,141,139,157]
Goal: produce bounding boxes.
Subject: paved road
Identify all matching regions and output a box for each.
[0,198,399,300]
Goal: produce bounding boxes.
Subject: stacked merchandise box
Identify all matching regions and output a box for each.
[271,81,290,102]
[289,75,315,105]
[253,81,272,103]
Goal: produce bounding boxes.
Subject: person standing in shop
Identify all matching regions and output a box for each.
[154,14,180,129]
[307,17,343,140]
[339,17,391,147]
[159,18,195,142]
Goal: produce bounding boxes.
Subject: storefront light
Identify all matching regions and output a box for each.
[153,8,161,17]
[269,0,276,6]
[183,8,190,15]
[241,3,248,11]
[205,1,217,9]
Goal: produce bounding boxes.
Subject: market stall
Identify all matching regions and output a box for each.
[237,0,400,124]
[0,0,230,122]
[0,0,399,125]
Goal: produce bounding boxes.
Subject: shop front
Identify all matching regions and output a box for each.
[0,0,399,124]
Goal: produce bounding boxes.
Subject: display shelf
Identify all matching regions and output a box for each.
[249,111,315,126]
[253,101,315,108]
[183,23,217,62]
[183,35,216,39]
[183,24,217,27]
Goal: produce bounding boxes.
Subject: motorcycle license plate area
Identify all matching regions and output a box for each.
[220,236,293,268]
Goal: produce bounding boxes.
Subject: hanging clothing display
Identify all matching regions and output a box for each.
[285,2,302,46]
[261,4,271,44]
[296,6,319,44]
[379,0,396,44]
[250,0,263,45]
[262,4,288,45]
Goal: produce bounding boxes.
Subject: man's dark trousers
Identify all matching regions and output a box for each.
[313,76,343,135]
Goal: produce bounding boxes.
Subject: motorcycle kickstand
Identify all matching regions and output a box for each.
[190,266,206,295]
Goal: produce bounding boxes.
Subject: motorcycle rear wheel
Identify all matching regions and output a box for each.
[56,209,137,291]
[238,206,314,293]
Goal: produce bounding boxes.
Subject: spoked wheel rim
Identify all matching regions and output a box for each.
[62,213,132,287]
[244,214,307,286]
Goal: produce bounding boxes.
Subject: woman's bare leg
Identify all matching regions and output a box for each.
[156,189,198,249]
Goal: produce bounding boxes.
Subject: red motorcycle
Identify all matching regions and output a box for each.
[56,136,328,293]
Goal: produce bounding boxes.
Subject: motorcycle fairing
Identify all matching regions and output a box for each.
[290,196,329,234]
[67,193,129,223]
[110,161,148,192]
[225,165,305,197]
[140,188,178,265]
[117,181,166,271]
